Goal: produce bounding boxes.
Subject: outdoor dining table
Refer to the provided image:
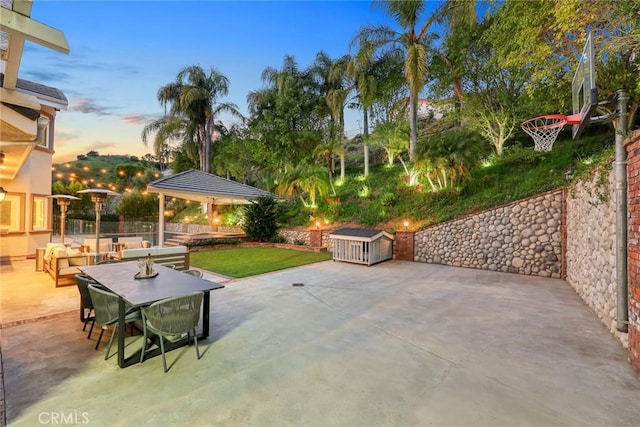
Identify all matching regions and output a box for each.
[80,261,224,368]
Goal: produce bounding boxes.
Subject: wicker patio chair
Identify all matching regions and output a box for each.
[140,292,204,372]
[87,284,141,360]
[183,269,203,278]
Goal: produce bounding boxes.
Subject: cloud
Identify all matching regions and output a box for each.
[122,114,157,125]
[53,129,79,142]
[21,69,72,84]
[70,97,112,115]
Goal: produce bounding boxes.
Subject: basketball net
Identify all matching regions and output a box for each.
[521,114,581,151]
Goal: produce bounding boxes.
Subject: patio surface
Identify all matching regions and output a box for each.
[1,258,639,426]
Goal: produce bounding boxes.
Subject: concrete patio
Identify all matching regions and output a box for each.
[1,258,639,426]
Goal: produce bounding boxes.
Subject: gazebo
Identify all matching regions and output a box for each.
[146,169,275,245]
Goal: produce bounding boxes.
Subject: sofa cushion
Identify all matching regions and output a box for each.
[66,249,86,266]
[117,237,144,249]
[59,266,82,275]
[83,239,113,253]
[53,248,69,269]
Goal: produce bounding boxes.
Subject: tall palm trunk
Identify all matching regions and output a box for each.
[339,110,345,180]
[409,93,418,161]
[363,108,370,177]
[202,117,215,173]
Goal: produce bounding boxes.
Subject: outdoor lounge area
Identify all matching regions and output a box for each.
[1,258,639,426]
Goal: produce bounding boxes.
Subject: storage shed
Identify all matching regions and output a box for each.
[329,228,394,266]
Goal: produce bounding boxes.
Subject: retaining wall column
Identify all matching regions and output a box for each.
[626,130,640,372]
[309,229,323,247]
[395,231,414,261]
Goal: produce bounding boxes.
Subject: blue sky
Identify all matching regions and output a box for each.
[20,0,440,162]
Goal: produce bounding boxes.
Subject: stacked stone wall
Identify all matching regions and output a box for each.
[565,163,625,343]
[280,229,311,246]
[626,130,640,371]
[414,191,563,278]
[279,229,334,250]
[164,223,243,234]
[164,223,211,234]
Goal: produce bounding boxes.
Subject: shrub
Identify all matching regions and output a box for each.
[243,196,279,242]
[184,238,243,247]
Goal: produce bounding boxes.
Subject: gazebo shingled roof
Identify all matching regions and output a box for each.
[146,169,275,205]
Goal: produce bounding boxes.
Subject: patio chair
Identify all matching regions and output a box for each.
[87,284,141,360]
[183,269,203,278]
[139,292,204,372]
[75,274,98,338]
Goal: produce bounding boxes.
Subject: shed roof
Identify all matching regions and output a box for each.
[146,169,275,205]
[329,228,394,242]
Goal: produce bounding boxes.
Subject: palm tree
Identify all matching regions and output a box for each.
[353,0,442,160]
[310,52,351,180]
[347,40,377,176]
[141,114,193,169]
[142,65,243,173]
[313,136,346,196]
[276,161,330,210]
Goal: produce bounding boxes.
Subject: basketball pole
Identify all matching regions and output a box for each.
[615,89,628,333]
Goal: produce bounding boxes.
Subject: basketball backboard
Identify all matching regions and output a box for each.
[571,32,598,139]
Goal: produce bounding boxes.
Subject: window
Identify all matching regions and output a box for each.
[0,194,25,232]
[32,195,49,230]
[39,119,51,149]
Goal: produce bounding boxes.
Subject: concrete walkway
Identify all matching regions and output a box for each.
[1,259,639,426]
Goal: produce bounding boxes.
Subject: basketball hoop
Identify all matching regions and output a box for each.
[521,114,581,151]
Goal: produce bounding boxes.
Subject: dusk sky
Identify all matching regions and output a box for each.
[19,0,440,163]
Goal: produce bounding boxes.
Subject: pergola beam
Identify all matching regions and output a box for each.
[0,7,70,54]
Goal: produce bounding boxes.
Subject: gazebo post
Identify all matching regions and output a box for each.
[208,201,218,232]
[158,193,165,247]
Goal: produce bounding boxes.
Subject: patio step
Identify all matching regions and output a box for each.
[163,238,184,247]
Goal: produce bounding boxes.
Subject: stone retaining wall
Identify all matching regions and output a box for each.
[164,223,244,234]
[414,190,563,278]
[565,163,626,344]
[280,229,311,245]
[280,229,334,250]
[165,223,211,234]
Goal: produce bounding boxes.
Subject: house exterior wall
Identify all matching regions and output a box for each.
[0,147,53,259]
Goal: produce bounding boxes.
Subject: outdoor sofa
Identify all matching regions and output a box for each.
[44,243,87,287]
[117,245,190,270]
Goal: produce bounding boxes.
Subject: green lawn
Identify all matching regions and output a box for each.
[189,247,333,278]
